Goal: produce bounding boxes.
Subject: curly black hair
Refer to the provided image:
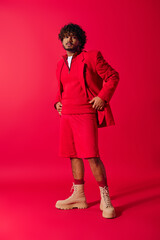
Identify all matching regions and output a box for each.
[58,23,87,51]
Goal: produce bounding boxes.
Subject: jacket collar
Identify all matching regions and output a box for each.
[62,50,85,62]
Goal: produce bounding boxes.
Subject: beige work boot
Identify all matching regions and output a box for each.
[55,183,88,210]
[99,186,116,218]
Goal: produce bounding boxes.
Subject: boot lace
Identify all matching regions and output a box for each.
[70,183,77,193]
[70,183,74,192]
[101,186,113,208]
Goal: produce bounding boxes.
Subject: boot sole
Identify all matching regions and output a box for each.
[55,202,88,210]
[100,203,116,218]
[102,210,116,218]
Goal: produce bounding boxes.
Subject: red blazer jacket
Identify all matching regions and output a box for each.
[54,50,119,128]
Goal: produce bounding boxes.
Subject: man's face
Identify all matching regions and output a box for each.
[62,32,81,52]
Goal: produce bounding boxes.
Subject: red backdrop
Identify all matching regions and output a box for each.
[0,0,160,239]
[0,0,159,181]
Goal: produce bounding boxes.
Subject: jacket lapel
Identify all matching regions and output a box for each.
[76,52,88,98]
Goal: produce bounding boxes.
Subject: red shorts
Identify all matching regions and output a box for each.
[59,113,100,159]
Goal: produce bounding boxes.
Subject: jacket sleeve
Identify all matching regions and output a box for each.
[96,51,120,103]
[53,62,63,110]
[53,91,61,109]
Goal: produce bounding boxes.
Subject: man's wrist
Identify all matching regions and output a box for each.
[98,96,107,104]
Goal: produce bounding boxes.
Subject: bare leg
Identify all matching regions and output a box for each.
[87,157,107,182]
[70,158,84,180]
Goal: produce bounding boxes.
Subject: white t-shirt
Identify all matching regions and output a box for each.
[67,56,73,69]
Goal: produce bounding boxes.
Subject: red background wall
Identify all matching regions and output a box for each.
[0,0,159,181]
[0,0,160,239]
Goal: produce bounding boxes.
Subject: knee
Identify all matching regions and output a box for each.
[88,157,101,166]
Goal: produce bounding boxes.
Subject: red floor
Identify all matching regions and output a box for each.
[0,170,160,240]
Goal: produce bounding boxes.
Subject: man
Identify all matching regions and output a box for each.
[54,23,119,219]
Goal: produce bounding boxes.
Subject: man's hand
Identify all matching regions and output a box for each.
[56,102,62,116]
[89,96,105,111]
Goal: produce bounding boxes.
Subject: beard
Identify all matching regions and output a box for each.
[62,44,80,52]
